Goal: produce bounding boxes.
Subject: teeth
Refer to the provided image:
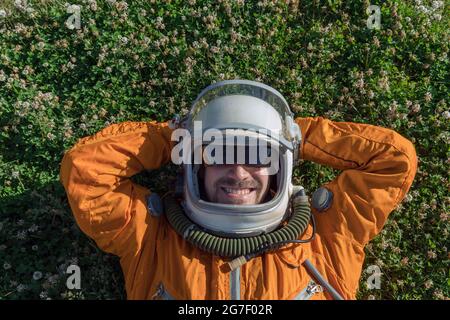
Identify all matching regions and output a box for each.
[223,188,252,195]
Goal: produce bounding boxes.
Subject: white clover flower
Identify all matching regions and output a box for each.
[418,5,428,14]
[16,230,27,240]
[424,279,434,289]
[433,289,445,300]
[39,291,48,299]
[11,171,20,179]
[48,274,59,285]
[442,111,450,119]
[89,0,97,11]
[120,36,128,44]
[16,284,27,292]
[433,13,442,21]
[210,46,220,54]
[354,78,365,89]
[33,271,43,281]
[116,1,128,11]
[0,9,7,18]
[3,262,11,270]
[14,0,24,9]
[432,1,443,9]
[404,193,413,202]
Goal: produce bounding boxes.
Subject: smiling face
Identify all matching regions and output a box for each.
[203,164,271,205]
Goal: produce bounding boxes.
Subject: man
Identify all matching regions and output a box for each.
[59,80,417,300]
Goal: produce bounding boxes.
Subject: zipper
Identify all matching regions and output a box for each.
[230,266,241,300]
[151,282,175,300]
[294,279,323,300]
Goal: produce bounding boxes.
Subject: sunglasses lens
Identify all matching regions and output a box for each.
[203,144,273,167]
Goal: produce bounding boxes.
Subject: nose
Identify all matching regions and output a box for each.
[227,164,251,180]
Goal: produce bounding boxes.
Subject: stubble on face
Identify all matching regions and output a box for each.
[203,165,271,205]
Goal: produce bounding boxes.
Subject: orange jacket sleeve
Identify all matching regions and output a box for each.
[59,121,173,257]
[295,117,418,294]
[295,116,418,245]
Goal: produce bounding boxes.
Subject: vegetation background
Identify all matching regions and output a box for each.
[0,0,448,299]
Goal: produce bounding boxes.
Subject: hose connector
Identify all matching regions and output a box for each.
[292,185,308,204]
[227,256,248,271]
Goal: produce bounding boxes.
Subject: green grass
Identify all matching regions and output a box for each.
[0,0,448,300]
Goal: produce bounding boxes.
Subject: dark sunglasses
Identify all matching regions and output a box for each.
[202,144,275,167]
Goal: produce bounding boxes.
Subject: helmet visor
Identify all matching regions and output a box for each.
[187,79,295,144]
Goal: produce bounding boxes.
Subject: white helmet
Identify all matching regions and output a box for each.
[178,79,301,238]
